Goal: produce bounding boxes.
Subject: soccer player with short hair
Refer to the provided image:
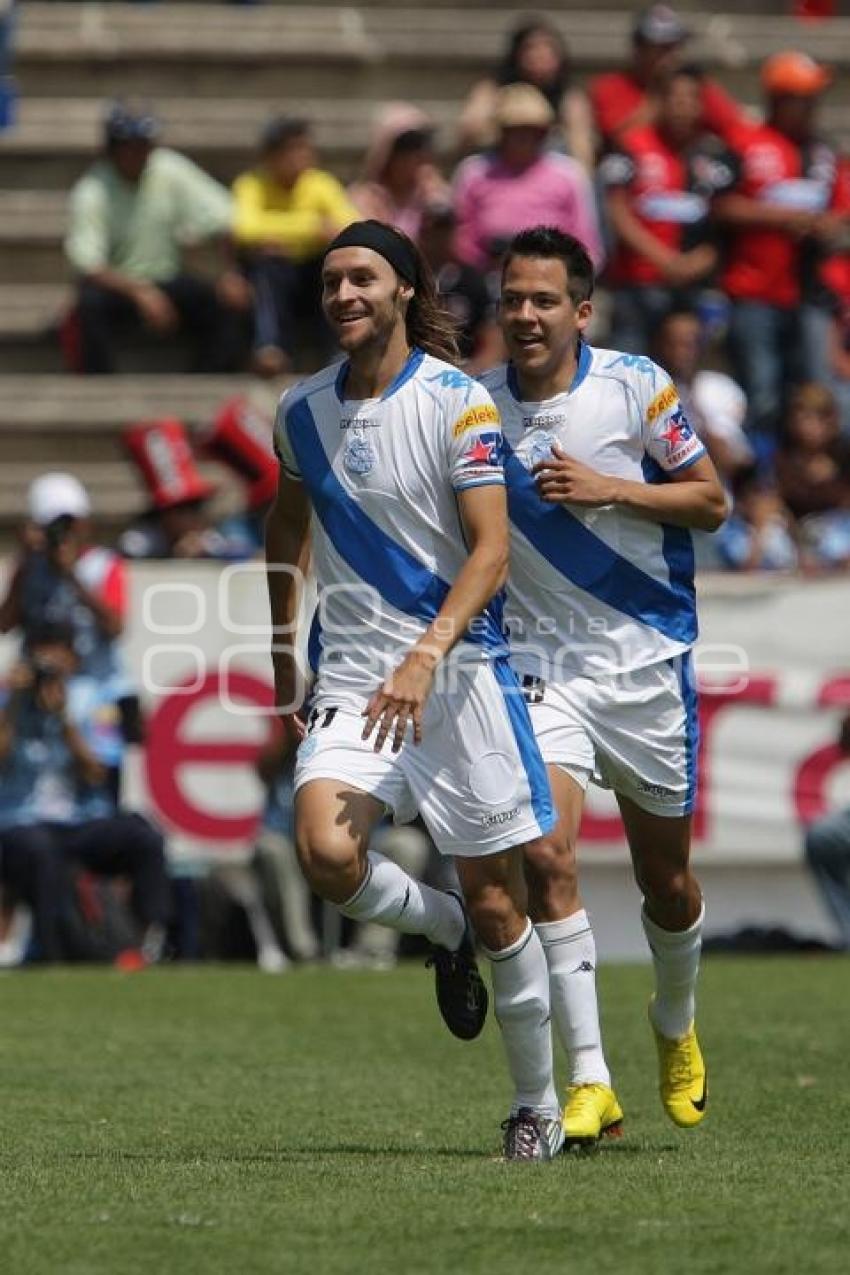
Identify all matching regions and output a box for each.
[482,226,727,1145]
[266,220,562,1160]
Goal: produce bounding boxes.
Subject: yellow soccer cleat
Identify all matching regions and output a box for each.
[562,1083,624,1149]
[650,1005,707,1129]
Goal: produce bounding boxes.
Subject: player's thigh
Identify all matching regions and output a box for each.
[293,698,406,889]
[295,779,386,873]
[454,845,528,949]
[594,657,698,820]
[404,660,552,860]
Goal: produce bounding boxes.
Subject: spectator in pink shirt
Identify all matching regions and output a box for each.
[452,84,603,274]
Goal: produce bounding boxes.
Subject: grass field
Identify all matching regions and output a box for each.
[1,957,848,1275]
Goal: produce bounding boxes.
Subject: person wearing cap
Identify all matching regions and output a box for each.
[65,101,251,374]
[456,18,595,172]
[452,84,602,277]
[589,4,747,153]
[119,418,254,560]
[0,473,128,688]
[714,51,847,442]
[600,65,738,353]
[232,116,359,378]
[348,102,449,243]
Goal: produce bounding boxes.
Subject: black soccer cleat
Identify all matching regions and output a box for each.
[501,1108,564,1162]
[425,894,488,1041]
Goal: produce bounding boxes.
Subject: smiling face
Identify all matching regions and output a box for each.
[321,246,412,355]
[500,254,592,384]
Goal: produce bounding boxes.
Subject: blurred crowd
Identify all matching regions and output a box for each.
[50,5,850,572]
[0,466,455,969]
[2,3,850,965]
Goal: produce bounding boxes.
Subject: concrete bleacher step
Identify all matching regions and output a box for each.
[16,5,850,102]
[0,96,462,191]
[0,372,287,547]
[0,373,281,451]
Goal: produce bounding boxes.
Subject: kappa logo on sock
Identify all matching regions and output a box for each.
[570,961,595,974]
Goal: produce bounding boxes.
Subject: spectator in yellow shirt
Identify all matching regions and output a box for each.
[233,117,359,377]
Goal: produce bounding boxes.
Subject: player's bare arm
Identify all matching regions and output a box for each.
[265,470,311,728]
[362,483,509,753]
[533,445,727,532]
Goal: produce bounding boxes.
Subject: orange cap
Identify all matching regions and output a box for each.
[761,51,832,97]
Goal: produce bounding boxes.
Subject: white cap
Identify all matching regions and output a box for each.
[27,472,92,525]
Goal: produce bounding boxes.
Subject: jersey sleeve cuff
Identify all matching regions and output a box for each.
[453,476,506,492]
[665,446,707,475]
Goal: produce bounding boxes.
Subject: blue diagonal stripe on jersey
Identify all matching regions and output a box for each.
[286,396,506,653]
[503,445,697,644]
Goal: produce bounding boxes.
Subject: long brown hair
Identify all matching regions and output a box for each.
[395,230,462,365]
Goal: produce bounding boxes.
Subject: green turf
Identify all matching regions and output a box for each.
[1,957,847,1275]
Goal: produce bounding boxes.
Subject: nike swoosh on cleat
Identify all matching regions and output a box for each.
[691,1078,708,1112]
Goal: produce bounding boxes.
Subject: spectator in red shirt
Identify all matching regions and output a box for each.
[714,51,847,443]
[589,4,745,154]
[600,66,736,353]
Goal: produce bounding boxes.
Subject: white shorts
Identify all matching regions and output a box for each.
[523,653,699,818]
[294,657,554,857]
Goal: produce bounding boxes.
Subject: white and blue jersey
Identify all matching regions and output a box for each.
[273,346,554,855]
[275,346,509,699]
[481,342,706,681]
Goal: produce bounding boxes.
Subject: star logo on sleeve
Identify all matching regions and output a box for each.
[659,408,694,455]
[461,432,502,467]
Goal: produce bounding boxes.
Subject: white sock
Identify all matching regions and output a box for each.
[642,901,704,1040]
[536,911,611,1087]
[339,851,465,951]
[482,920,559,1119]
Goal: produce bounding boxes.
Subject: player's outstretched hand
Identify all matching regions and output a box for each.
[362,648,437,753]
[533,443,616,507]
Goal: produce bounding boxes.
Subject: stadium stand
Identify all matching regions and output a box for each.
[1,0,849,550]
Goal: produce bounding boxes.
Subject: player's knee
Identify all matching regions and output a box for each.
[465,884,524,953]
[295,830,359,904]
[523,830,578,912]
[641,865,693,914]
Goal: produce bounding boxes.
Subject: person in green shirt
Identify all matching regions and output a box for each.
[66,103,251,374]
[232,116,359,377]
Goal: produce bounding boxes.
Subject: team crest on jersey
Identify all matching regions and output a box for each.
[519,430,557,470]
[343,434,376,475]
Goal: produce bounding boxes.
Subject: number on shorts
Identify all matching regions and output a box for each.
[521,675,545,705]
[307,706,339,733]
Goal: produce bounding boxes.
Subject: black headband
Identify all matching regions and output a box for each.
[323,220,419,286]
